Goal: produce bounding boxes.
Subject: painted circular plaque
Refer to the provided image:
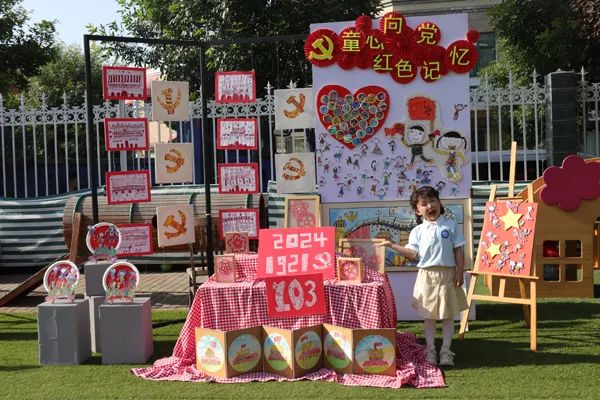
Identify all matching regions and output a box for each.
[228,334,261,373]
[323,330,352,369]
[294,331,322,370]
[264,333,291,371]
[354,335,395,373]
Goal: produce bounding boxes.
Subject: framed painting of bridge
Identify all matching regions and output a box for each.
[323,199,472,269]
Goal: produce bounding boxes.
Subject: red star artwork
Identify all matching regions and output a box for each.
[476,200,538,276]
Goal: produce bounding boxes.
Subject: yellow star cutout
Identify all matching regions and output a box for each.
[487,242,501,259]
[500,208,522,231]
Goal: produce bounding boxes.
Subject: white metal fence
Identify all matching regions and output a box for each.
[0,70,598,199]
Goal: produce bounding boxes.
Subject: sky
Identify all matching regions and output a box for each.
[20,0,121,46]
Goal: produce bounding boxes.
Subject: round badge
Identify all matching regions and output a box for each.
[441,229,450,239]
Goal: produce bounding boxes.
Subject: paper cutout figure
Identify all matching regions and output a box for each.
[86,222,121,261]
[102,261,140,303]
[43,260,79,303]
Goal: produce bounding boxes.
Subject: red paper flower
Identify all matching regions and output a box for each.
[379,11,407,38]
[337,26,365,56]
[467,29,480,43]
[420,45,448,82]
[290,200,310,218]
[385,26,419,62]
[416,21,441,46]
[446,40,478,74]
[355,15,373,33]
[305,28,339,67]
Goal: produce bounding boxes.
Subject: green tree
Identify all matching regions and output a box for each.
[89,0,382,96]
[24,43,105,107]
[0,0,57,103]
[482,0,600,84]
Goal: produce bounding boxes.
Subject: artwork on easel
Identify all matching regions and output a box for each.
[477,200,538,276]
[43,260,80,303]
[216,118,258,150]
[214,254,236,283]
[283,195,321,228]
[336,257,364,283]
[102,261,140,303]
[86,222,122,261]
[217,163,260,194]
[338,238,386,273]
[215,71,256,103]
[224,232,250,254]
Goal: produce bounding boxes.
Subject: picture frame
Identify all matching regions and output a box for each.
[216,118,258,150]
[338,238,386,273]
[218,209,259,239]
[217,163,260,194]
[116,223,154,257]
[154,142,194,184]
[336,257,364,283]
[106,170,151,205]
[104,118,149,151]
[283,195,321,228]
[214,254,237,283]
[224,232,250,253]
[215,71,256,104]
[102,66,147,100]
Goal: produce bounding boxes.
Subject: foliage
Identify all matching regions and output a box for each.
[0,0,57,97]
[1,301,600,398]
[24,43,105,107]
[571,0,600,40]
[88,0,383,96]
[484,0,600,83]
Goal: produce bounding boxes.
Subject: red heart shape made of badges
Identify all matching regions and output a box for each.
[317,85,389,149]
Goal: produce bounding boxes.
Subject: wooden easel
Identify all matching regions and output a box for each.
[459,142,539,351]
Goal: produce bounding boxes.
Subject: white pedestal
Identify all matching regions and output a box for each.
[387,268,476,321]
[83,261,112,296]
[88,296,105,353]
[99,297,153,364]
[37,299,92,365]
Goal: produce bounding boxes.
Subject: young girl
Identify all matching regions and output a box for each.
[375,185,468,366]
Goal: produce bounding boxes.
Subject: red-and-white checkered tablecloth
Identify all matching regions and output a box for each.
[132,254,445,389]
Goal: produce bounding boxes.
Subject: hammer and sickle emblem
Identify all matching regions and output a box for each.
[283,93,306,119]
[163,210,187,239]
[309,36,334,61]
[164,148,185,173]
[282,157,306,180]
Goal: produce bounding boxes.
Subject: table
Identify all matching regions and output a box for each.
[133,254,445,389]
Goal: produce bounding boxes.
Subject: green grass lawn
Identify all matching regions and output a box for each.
[1,299,599,399]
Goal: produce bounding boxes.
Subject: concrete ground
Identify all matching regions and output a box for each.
[0,271,208,313]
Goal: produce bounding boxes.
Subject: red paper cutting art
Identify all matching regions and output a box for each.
[304,14,479,83]
[539,155,600,211]
[43,260,80,303]
[304,29,339,67]
[102,261,140,303]
[316,85,389,149]
[476,200,538,276]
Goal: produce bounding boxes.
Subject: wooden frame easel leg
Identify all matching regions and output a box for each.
[459,273,478,339]
[530,280,537,351]
[518,278,531,326]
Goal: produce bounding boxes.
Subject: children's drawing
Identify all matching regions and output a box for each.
[275,152,316,194]
[102,261,140,303]
[106,170,151,204]
[104,118,149,151]
[151,81,190,121]
[215,71,256,103]
[218,209,259,239]
[116,224,153,257]
[214,254,236,283]
[216,118,258,150]
[274,88,314,130]
[284,195,321,228]
[86,222,121,261]
[156,204,195,247]
[224,232,250,254]
[154,143,194,184]
[102,66,146,100]
[43,260,79,303]
[217,163,259,194]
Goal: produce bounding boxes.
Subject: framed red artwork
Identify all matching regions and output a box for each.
[106,170,151,205]
[102,66,147,100]
[224,232,250,253]
[116,223,154,257]
[216,118,258,150]
[265,273,327,318]
[217,163,259,194]
[336,257,364,283]
[214,254,237,283]
[104,118,149,151]
[218,208,259,239]
[215,71,256,104]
